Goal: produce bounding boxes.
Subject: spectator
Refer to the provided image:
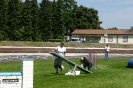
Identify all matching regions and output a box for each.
[104,44,110,60]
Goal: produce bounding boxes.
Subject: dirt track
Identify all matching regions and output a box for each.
[0,47,133,62]
[0,52,133,62]
[0,47,133,53]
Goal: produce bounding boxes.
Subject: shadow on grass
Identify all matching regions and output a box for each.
[43,72,64,76]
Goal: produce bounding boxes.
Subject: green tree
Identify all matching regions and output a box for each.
[130,26,133,31]
[31,0,40,41]
[50,0,64,40]
[21,0,32,41]
[0,0,8,40]
[106,27,118,30]
[55,0,64,39]
[72,4,78,29]
[5,0,10,4]
[62,0,77,36]
[39,0,52,41]
[51,0,58,39]
[6,0,22,41]
[73,5,102,29]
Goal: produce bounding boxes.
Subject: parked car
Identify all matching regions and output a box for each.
[69,38,82,43]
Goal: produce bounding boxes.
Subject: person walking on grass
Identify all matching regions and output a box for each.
[52,41,66,74]
[104,44,110,60]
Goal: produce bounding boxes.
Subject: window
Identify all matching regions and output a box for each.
[108,36,113,42]
[86,36,93,41]
[123,36,128,42]
[86,36,100,41]
[94,37,100,41]
[79,36,84,39]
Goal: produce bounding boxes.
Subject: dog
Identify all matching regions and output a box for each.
[80,57,92,70]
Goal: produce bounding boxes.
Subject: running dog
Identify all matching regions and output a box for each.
[80,57,92,70]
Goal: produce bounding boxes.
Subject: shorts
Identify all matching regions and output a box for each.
[54,58,62,68]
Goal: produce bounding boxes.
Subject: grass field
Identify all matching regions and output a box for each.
[0,58,133,88]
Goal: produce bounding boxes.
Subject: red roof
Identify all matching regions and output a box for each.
[72,29,133,35]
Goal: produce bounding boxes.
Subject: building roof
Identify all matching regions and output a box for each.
[71,29,133,35]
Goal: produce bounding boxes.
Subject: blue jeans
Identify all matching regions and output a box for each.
[104,51,108,60]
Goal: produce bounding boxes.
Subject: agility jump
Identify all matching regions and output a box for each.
[89,52,97,69]
[0,58,34,88]
[49,52,92,74]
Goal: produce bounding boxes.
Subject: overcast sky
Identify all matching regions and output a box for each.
[23,0,133,29]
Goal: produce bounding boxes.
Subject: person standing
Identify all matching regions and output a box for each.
[104,44,110,60]
[52,41,66,74]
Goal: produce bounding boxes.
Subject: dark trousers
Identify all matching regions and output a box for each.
[54,58,62,68]
[104,51,108,59]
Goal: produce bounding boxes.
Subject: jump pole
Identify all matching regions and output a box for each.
[88,52,97,68]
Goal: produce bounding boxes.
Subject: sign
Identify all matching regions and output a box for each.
[2,78,19,82]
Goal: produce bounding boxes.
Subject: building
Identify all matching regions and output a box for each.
[71,29,133,44]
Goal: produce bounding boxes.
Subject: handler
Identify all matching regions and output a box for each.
[52,41,66,74]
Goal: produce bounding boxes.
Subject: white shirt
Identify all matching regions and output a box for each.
[105,46,110,51]
[55,46,66,57]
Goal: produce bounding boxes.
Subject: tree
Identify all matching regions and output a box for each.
[55,0,64,39]
[106,27,118,30]
[31,0,40,41]
[71,4,78,32]
[51,0,58,39]
[73,5,102,29]
[6,0,22,41]
[130,26,133,31]
[1,0,105,41]
[39,0,52,41]
[21,0,32,41]
[0,0,8,40]
[62,0,77,36]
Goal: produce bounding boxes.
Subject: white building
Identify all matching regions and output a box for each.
[71,29,133,44]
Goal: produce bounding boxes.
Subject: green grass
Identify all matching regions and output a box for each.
[0,58,133,88]
[0,41,133,48]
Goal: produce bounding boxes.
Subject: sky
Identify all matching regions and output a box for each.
[75,0,133,29]
[23,0,133,29]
